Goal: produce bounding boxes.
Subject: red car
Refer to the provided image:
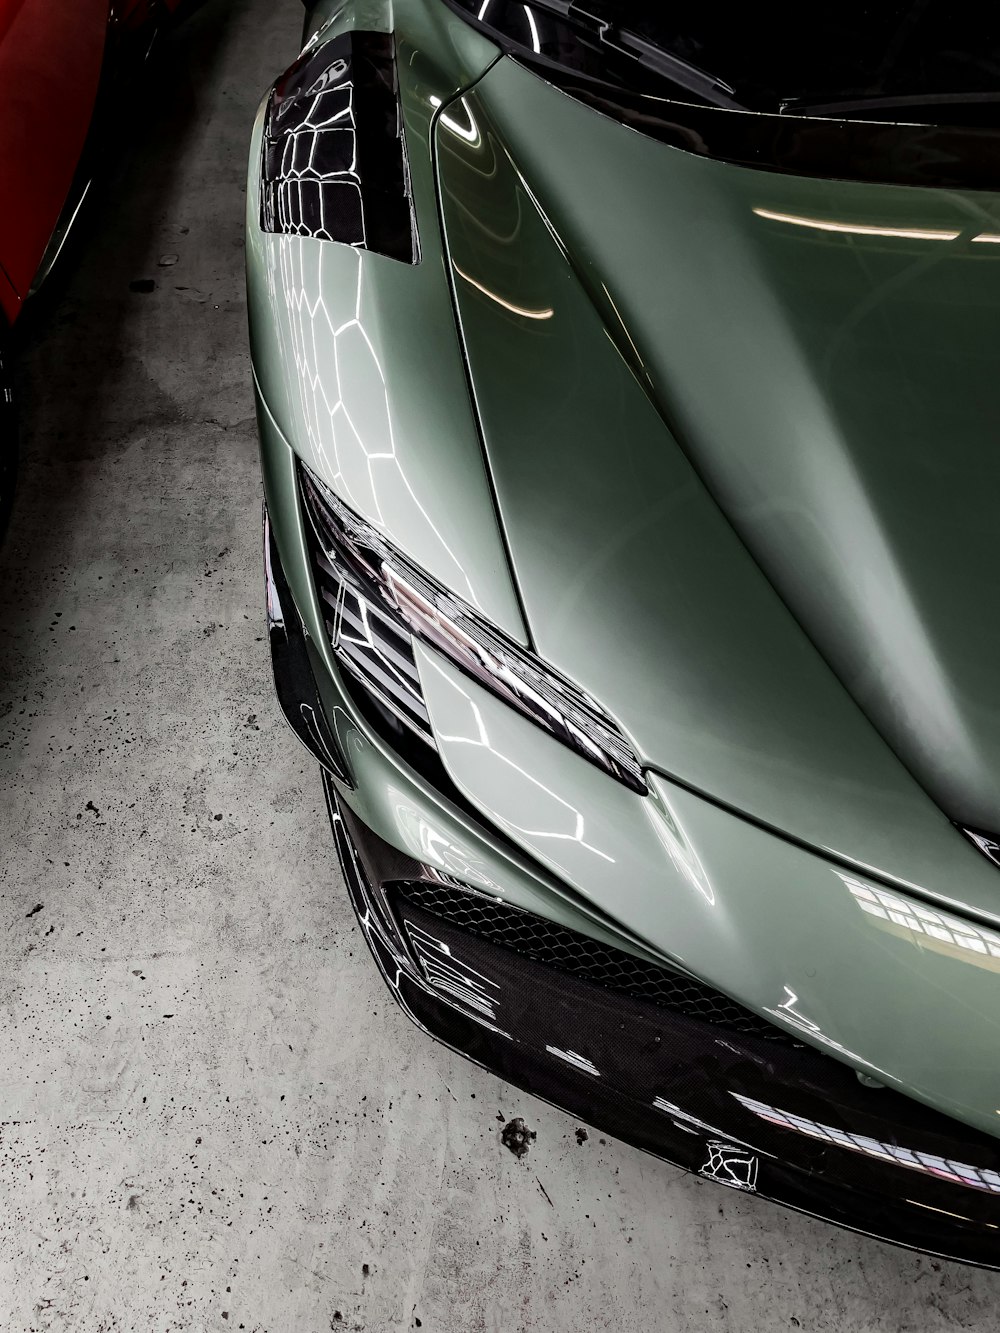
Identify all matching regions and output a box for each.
[0,0,182,325]
[0,0,182,518]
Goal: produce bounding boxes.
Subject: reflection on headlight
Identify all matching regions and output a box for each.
[300,462,646,791]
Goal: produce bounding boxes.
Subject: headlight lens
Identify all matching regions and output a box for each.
[300,464,646,793]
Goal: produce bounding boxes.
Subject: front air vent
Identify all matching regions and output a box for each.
[392,880,798,1045]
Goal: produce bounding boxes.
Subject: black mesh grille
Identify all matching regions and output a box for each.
[393,881,797,1045]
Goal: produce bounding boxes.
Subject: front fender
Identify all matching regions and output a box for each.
[245,1,524,639]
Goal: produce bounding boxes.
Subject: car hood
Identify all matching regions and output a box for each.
[435,58,1000,920]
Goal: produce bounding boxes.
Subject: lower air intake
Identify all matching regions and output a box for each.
[392,880,796,1045]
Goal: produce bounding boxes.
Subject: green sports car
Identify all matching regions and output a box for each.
[247,0,1000,1264]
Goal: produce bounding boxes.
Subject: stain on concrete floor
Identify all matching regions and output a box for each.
[501,1118,536,1161]
[0,0,999,1329]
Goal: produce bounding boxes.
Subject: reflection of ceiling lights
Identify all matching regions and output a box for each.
[546,1046,600,1076]
[523,4,540,52]
[754,206,1000,246]
[840,872,1000,969]
[752,207,961,241]
[732,1092,1000,1204]
[453,262,554,320]
[653,1095,757,1148]
[428,93,481,145]
[965,827,1000,868]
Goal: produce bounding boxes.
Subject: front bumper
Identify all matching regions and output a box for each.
[329,792,1000,1267]
[264,502,1000,1268]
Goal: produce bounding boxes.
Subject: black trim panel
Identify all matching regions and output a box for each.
[260,30,419,262]
[440,0,1000,189]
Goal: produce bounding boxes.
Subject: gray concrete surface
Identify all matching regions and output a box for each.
[0,1,998,1329]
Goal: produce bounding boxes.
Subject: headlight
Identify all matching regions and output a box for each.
[300,464,646,793]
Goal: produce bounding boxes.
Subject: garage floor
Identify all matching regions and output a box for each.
[0,2,998,1329]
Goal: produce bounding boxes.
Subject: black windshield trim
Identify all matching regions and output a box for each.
[527,64,1000,189]
[441,0,1000,189]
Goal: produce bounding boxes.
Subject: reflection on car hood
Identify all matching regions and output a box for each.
[435,57,1000,920]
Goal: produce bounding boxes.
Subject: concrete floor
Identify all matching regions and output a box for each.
[0,1,998,1329]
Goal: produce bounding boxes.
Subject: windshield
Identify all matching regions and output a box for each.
[457,0,1000,125]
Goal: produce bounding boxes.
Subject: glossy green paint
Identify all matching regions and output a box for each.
[262,384,1000,1139]
[248,0,1000,1135]
[256,390,680,971]
[245,4,524,638]
[417,642,1000,1138]
[435,78,1000,926]
[443,57,1000,840]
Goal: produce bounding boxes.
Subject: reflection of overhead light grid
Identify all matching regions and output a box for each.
[263,70,364,245]
[700,1141,759,1193]
[839,872,1000,966]
[260,33,417,262]
[733,1093,1000,1201]
[270,238,480,609]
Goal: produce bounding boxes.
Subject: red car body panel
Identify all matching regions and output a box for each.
[0,0,182,326]
[0,0,107,321]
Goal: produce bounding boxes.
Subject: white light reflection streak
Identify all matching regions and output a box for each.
[653,1096,760,1150]
[545,1046,600,1076]
[453,262,554,320]
[907,1198,996,1228]
[775,986,820,1033]
[645,798,715,906]
[406,920,504,1025]
[523,4,541,52]
[763,984,876,1074]
[752,207,961,241]
[428,93,481,145]
[388,790,506,894]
